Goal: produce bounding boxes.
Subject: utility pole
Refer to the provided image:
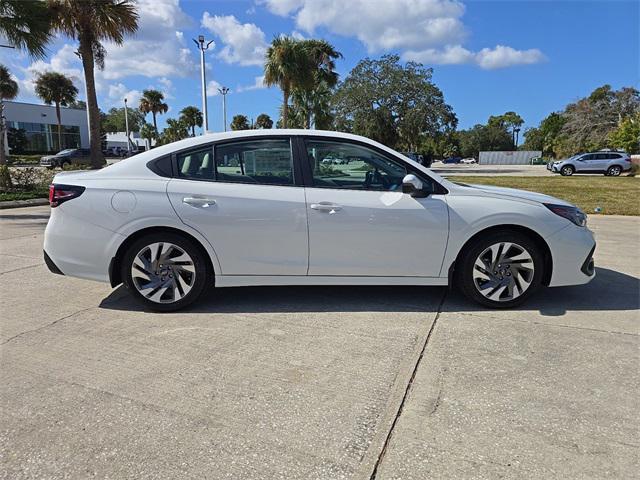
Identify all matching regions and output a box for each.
[514,127,521,148]
[193,35,214,133]
[218,87,230,132]
[124,97,131,153]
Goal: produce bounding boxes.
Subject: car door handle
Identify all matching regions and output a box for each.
[310,202,342,213]
[183,197,216,208]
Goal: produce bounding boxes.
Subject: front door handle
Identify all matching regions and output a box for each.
[183,196,216,208]
[310,202,342,213]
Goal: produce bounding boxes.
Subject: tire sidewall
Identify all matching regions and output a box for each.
[607,166,621,176]
[457,231,544,308]
[121,232,210,312]
[560,165,574,176]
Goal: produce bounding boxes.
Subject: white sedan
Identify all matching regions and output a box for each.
[44,130,596,311]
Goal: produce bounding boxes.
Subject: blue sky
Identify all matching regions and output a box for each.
[2,0,638,133]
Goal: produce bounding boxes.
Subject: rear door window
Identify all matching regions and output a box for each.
[214,139,294,186]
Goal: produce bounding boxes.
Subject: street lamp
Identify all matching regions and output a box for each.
[193,35,214,133]
[218,87,230,132]
[124,98,131,153]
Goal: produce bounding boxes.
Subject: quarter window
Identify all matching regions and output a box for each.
[215,139,294,185]
[177,146,214,180]
[304,140,407,191]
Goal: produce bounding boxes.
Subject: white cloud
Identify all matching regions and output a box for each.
[474,45,546,69]
[97,0,196,80]
[206,80,223,97]
[201,13,267,66]
[237,75,266,92]
[262,0,545,69]
[262,0,466,51]
[19,44,86,100]
[404,44,546,69]
[108,83,142,107]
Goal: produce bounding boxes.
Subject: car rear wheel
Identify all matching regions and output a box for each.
[457,231,544,308]
[560,165,574,176]
[606,165,622,176]
[121,232,209,312]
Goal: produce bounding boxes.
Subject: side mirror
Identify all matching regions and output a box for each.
[402,174,428,198]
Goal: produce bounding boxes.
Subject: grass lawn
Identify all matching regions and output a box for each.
[0,190,48,202]
[449,176,639,216]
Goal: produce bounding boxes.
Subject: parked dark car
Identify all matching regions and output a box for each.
[443,156,462,164]
[40,148,91,168]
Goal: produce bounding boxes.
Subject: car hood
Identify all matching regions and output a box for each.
[465,183,574,207]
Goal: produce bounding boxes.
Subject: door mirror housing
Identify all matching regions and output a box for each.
[402,174,428,197]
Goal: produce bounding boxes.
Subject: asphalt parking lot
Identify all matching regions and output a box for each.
[1,206,638,479]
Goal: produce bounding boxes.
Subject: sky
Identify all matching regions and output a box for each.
[2,0,638,134]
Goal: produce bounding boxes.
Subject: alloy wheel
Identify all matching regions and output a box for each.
[472,242,535,302]
[130,242,196,304]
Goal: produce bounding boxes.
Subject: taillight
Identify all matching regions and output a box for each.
[49,184,85,207]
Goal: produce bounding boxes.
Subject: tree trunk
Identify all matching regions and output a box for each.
[0,100,6,166]
[282,88,289,129]
[152,112,157,132]
[192,125,195,137]
[79,35,105,169]
[55,102,62,151]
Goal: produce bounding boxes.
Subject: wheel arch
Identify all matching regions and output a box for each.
[448,224,553,287]
[109,226,216,288]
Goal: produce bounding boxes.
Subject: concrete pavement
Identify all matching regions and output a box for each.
[1,206,638,479]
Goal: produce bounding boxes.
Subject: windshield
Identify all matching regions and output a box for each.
[56,149,75,155]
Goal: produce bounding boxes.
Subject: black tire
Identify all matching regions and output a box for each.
[456,230,544,308]
[606,165,621,176]
[121,232,210,312]
[560,165,574,176]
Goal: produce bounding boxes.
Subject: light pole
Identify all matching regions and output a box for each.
[193,35,214,133]
[218,87,230,132]
[124,98,131,153]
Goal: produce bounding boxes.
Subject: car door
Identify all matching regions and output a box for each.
[576,153,598,172]
[166,137,309,276]
[300,137,449,277]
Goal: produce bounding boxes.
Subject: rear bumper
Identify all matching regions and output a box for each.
[43,250,64,275]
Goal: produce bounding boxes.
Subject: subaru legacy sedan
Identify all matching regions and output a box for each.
[44,130,596,311]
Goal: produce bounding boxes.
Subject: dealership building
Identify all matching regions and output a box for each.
[3,100,89,154]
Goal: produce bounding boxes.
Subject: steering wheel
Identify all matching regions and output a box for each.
[364,168,391,189]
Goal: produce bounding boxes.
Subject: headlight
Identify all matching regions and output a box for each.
[544,203,587,227]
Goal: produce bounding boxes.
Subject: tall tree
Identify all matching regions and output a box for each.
[157,118,189,146]
[488,111,524,148]
[0,64,19,166]
[179,106,203,137]
[49,0,138,168]
[264,36,310,128]
[230,114,250,131]
[333,55,456,150]
[255,113,273,129]
[34,71,78,151]
[0,0,54,59]
[139,89,168,133]
[608,112,640,154]
[139,123,158,149]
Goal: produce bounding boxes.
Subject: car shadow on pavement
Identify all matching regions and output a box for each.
[99,267,638,315]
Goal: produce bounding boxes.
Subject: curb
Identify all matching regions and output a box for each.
[0,198,49,210]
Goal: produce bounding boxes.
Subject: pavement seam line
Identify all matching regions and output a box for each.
[1,305,96,345]
[368,289,448,480]
[0,262,43,276]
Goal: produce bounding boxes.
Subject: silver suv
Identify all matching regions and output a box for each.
[548,151,632,176]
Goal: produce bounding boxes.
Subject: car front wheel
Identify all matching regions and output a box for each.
[560,165,574,176]
[121,232,209,311]
[457,231,544,308]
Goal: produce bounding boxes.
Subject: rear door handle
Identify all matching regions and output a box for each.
[310,202,342,213]
[183,196,216,208]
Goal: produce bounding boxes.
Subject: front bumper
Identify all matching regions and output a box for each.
[547,223,596,287]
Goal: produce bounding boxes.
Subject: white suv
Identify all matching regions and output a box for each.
[548,151,632,176]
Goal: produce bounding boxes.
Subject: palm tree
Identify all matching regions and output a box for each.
[34,72,78,152]
[255,113,273,129]
[0,64,19,166]
[139,89,168,133]
[49,0,139,168]
[140,123,158,149]
[264,36,311,128]
[230,115,250,131]
[179,106,203,137]
[0,0,54,59]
